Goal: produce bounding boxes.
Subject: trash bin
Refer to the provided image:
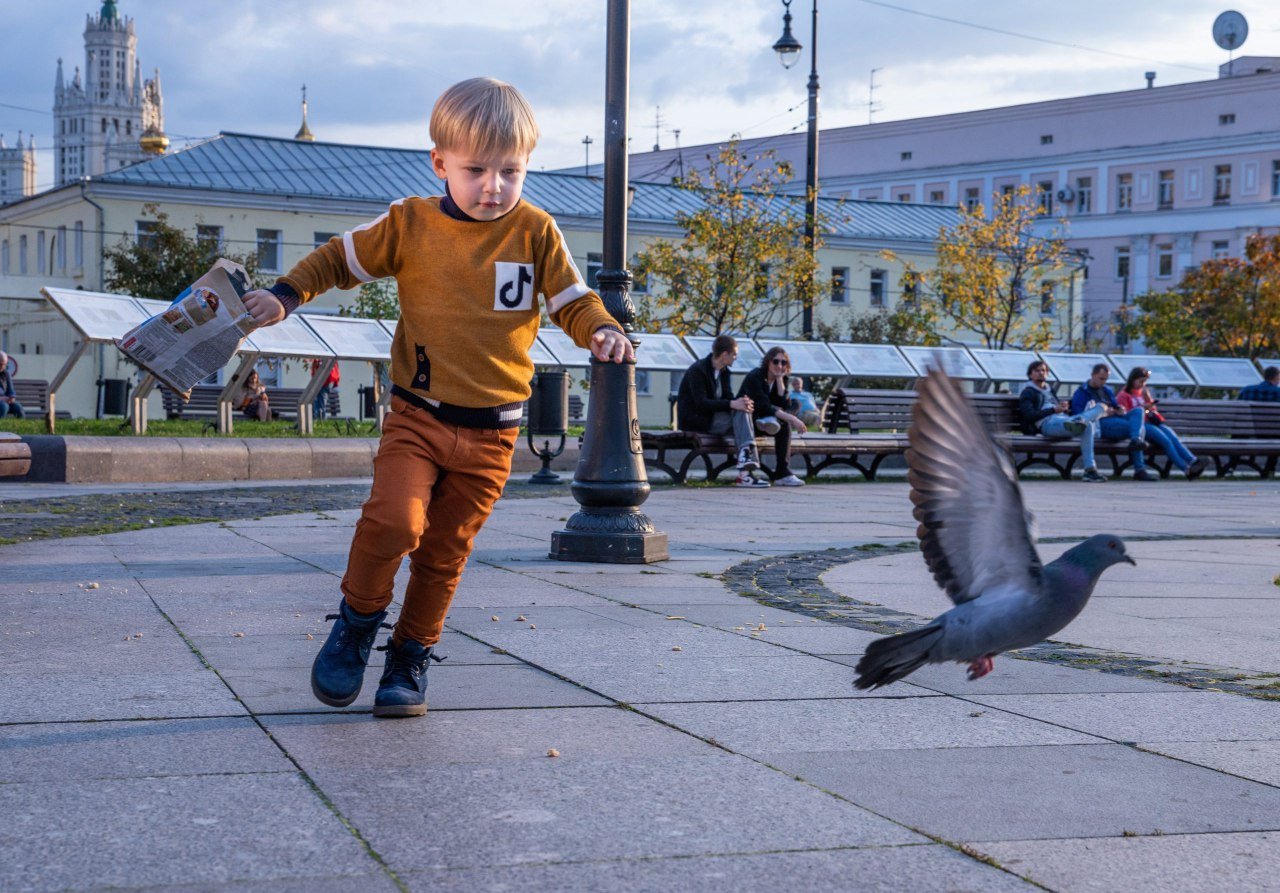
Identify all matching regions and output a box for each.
[102,378,130,416]
[528,370,569,435]
[359,385,377,420]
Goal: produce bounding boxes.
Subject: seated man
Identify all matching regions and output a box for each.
[0,351,25,420]
[1070,364,1153,481]
[1239,365,1280,402]
[1018,359,1106,483]
[788,376,822,428]
[675,334,767,488]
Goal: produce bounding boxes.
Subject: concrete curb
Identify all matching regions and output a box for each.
[17,435,580,483]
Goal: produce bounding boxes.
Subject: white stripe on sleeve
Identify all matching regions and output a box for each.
[548,282,591,313]
[341,199,406,283]
[550,219,587,283]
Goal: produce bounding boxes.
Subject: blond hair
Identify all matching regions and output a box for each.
[429,77,539,159]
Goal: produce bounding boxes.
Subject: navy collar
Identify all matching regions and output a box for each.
[440,183,478,222]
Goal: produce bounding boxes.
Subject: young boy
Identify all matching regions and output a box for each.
[242,78,632,717]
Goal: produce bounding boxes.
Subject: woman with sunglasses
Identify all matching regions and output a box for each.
[1116,367,1209,479]
[736,346,808,487]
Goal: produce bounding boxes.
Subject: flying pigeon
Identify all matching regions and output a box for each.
[853,367,1135,690]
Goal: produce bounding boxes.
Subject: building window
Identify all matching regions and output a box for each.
[830,266,849,304]
[1,240,8,275]
[901,272,918,302]
[869,269,886,308]
[1040,134,1054,145]
[964,187,980,212]
[754,263,772,300]
[585,251,602,290]
[313,232,338,248]
[1000,184,1016,198]
[1116,172,1133,211]
[900,151,912,161]
[1212,240,1230,259]
[1075,177,1092,214]
[630,259,648,294]
[37,231,46,274]
[1214,164,1231,204]
[56,226,67,271]
[74,221,84,268]
[1115,247,1130,280]
[1219,113,1236,125]
[1156,243,1174,278]
[197,225,224,255]
[634,369,652,396]
[256,229,282,272]
[136,220,159,253]
[18,235,27,275]
[1040,280,1055,316]
[928,190,945,204]
[1272,160,1280,198]
[1036,181,1054,214]
[1158,170,1174,209]
[896,192,911,202]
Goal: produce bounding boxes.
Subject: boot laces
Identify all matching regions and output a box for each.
[375,643,445,688]
[323,613,392,648]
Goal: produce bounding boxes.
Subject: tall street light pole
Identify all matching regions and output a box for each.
[773,0,819,339]
[550,0,668,564]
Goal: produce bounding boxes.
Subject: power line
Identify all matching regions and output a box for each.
[852,0,1215,73]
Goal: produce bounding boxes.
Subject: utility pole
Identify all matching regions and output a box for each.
[582,135,593,176]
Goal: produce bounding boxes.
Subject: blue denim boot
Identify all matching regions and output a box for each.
[310,599,390,707]
[372,637,445,718]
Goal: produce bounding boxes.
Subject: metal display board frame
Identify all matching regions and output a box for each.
[298,315,393,363]
[1178,356,1268,389]
[537,329,591,368]
[1106,354,1194,388]
[753,338,847,377]
[681,335,765,371]
[528,334,560,367]
[898,346,986,381]
[825,343,917,379]
[1038,352,1124,384]
[968,348,1044,384]
[39,287,156,431]
[633,333,697,371]
[1256,359,1280,377]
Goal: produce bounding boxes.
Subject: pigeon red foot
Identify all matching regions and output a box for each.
[967,655,995,680]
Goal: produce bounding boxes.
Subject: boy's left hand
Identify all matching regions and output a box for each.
[590,327,635,363]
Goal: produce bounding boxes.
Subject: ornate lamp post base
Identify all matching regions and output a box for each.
[550,507,668,563]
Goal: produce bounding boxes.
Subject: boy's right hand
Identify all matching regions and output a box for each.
[244,289,285,327]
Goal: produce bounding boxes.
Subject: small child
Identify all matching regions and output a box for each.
[243,77,632,717]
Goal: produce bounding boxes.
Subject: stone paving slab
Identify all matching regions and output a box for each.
[0,773,378,893]
[643,697,1101,754]
[189,630,521,670]
[768,743,1280,843]
[0,717,290,783]
[0,667,245,723]
[309,755,922,872]
[976,832,1280,893]
[1136,740,1280,787]
[400,843,1040,893]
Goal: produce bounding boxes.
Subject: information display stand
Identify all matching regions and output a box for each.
[899,346,986,381]
[1038,352,1123,385]
[968,348,1042,389]
[1106,354,1194,390]
[39,288,152,432]
[825,344,917,383]
[1179,356,1267,391]
[537,329,592,368]
[296,316,392,434]
[754,338,846,377]
[681,335,765,372]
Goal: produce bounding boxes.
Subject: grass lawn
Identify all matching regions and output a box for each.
[0,418,588,439]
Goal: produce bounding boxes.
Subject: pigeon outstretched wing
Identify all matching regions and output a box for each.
[907,367,1043,605]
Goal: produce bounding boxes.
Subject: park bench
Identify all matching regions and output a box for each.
[161,384,341,424]
[0,432,31,477]
[12,379,50,415]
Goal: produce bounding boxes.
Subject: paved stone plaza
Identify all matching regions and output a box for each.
[1,477,1277,892]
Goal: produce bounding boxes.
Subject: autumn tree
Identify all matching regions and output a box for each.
[631,142,824,337]
[889,184,1074,350]
[1128,232,1280,358]
[339,278,399,320]
[104,204,261,300]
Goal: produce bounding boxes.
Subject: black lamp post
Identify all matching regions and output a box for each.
[550,0,668,563]
[774,0,820,339]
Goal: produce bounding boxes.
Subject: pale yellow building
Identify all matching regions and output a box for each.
[0,132,970,423]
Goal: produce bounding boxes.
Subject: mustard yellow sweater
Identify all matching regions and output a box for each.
[278,197,617,409]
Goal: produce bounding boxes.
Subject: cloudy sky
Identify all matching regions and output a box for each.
[3,0,1275,189]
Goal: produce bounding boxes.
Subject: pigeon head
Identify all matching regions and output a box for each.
[1066,534,1136,574]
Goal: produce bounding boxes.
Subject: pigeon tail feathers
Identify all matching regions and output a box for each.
[853,623,944,689]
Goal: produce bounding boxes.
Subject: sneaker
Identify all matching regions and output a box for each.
[1186,456,1210,480]
[734,471,771,488]
[372,637,445,718]
[756,416,782,436]
[1063,419,1087,436]
[776,473,806,487]
[736,445,759,472]
[1081,467,1107,483]
[310,599,390,707]
[1133,468,1160,482]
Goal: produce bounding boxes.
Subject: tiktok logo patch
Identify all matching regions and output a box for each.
[494,262,535,311]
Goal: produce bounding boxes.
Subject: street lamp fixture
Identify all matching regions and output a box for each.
[771,0,820,340]
[772,1,803,69]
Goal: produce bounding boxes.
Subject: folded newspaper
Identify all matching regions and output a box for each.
[116,259,259,398]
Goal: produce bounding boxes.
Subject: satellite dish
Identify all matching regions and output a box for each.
[1213,10,1248,52]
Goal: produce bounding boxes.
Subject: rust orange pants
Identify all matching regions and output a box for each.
[340,396,517,646]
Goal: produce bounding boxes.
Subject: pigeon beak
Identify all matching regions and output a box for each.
[1123,555,1137,566]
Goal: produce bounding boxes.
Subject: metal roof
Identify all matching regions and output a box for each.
[95,132,958,242]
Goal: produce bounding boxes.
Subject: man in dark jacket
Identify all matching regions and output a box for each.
[1018,359,1105,482]
[675,335,768,487]
[0,351,24,420]
[1070,363,1153,481]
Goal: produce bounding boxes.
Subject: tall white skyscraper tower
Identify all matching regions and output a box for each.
[53,0,166,187]
[0,132,37,204]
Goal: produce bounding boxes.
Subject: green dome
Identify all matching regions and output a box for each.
[101,0,118,23]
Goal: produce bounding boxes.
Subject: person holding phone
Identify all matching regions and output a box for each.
[1116,367,1208,479]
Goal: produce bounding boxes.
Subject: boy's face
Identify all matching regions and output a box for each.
[431,147,529,221]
